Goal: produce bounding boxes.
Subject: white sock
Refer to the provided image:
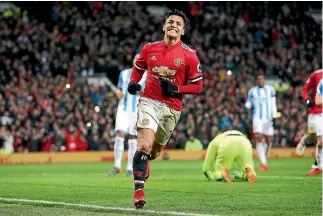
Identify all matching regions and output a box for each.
[316,146,322,170]
[256,142,267,165]
[127,139,137,171]
[114,136,125,169]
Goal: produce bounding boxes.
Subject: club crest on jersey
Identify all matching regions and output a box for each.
[142,119,149,125]
[152,66,176,76]
[174,58,183,67]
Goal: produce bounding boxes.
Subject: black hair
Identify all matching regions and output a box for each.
[164,9,188,25]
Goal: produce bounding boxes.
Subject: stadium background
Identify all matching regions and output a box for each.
[0,1,322,154]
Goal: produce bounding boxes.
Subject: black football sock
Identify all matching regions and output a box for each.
[314,158,318,166]
[133,151,149,191]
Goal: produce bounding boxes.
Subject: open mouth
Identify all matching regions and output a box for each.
[168,28,178,33]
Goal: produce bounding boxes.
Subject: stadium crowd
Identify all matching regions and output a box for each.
[0,2,321,153]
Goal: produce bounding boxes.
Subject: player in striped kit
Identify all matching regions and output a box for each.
[245,72,277,171]
[296,69,322,175]
[108,54,147,177]
[316,79,323,106]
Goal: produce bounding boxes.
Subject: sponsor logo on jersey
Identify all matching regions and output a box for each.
[152,66,176,76]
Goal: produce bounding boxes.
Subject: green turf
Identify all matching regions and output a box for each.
[0,158,321,216]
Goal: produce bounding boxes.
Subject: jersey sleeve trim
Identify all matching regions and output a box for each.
[134,64,147,71]
[189,76,203,82]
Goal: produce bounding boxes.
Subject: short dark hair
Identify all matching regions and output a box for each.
[164,9,188,25]
[256,72,265,77]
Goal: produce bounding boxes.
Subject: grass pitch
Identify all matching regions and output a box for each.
[0,158,321,216]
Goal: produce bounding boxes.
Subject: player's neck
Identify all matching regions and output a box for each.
[164,36,181,46]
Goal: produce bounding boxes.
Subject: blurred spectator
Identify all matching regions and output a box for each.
[0,2,321,152]
[0,125,14,155]
[185,131,203,151]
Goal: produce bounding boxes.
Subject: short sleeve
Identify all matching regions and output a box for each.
[134,45,148,71]
[187,52,203,83]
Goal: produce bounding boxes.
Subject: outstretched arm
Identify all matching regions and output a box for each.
[202,139,219,180]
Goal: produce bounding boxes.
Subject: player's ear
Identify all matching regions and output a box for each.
[162,25,165,32]
[182,28,185,35]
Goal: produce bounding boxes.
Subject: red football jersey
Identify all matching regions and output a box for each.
[302,69,323,114]
[133,40,203,111]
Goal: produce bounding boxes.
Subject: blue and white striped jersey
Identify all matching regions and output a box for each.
[117,68,147,113]
[317,79,323,96]
[245,85,277,120]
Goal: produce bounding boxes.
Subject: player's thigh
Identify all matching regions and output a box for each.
[216,146,235,170]
[237,138,255,169]
[136,98,159,133]
[115,110,129,133]
[263,119,274,137]
[308,114,323,134]
[128,112,138,136]
[253,118,264,135]
[154,106,181,146]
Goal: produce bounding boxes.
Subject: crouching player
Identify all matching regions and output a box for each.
[202,130,256,183]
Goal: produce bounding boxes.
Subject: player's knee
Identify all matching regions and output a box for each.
[137,128,155,153]
[116,131,126,138]
[150,141,164,160]
[264,136,272,144]
[137,136,153,153]
[137,139,152,153]
[215,171,223,181]
[255,134,262,142]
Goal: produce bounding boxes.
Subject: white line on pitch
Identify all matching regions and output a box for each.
[0,197,220,216]
[258,175,321,180]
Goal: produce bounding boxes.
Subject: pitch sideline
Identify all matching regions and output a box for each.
[0,197,220,216]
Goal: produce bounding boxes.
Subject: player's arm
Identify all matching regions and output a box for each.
[302,74,315,107]
[160,52,202,96]
[315,81,323,106]
[180,52,203,94]
[271,87,277,117]
[128,46,148,95]
[245,89,253,109]
[115,72,124,99]
[202,136,220,180]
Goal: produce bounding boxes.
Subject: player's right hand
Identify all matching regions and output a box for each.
[306,98,314,108]
[128,82,142,95]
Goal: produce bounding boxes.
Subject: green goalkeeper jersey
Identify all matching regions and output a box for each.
[209,130,246,156]
[202,130,255,181]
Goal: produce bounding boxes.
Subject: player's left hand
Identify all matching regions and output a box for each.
[306,98,315,108]
[128,82,142,95]
[160,78,179,96]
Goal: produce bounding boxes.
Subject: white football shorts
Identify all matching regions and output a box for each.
[308,114,323,136]
[252,118,274,136]
[115,110,138,136]
[136,97,181,145]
